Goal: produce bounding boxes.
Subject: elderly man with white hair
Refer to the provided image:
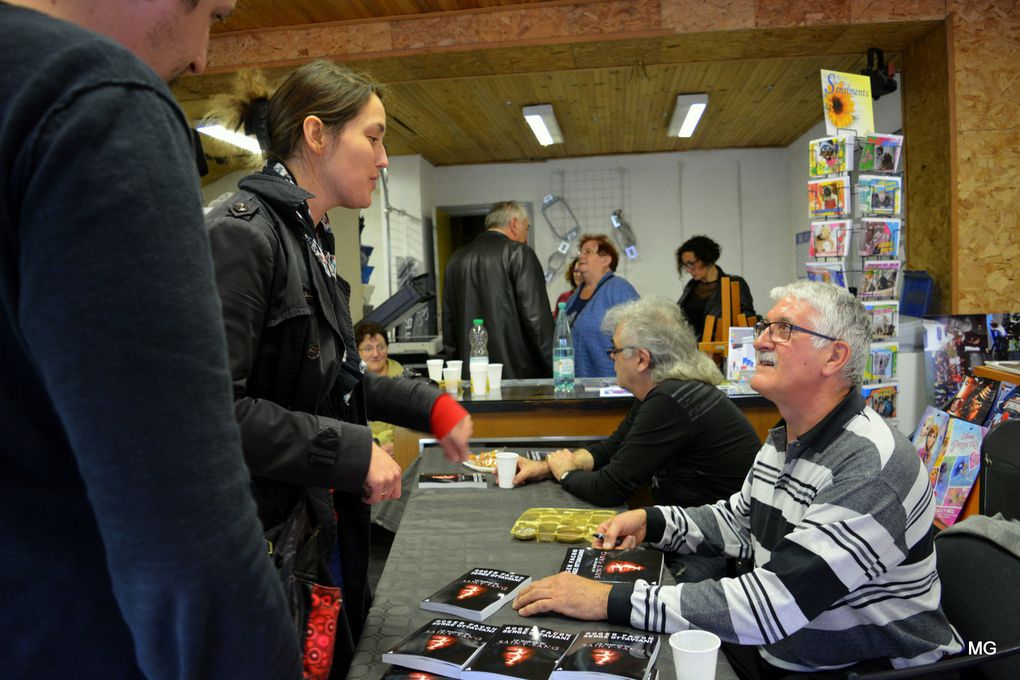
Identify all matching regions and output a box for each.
[513,281,962,679]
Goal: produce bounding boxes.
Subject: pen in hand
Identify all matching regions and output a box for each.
[592,532,624,547]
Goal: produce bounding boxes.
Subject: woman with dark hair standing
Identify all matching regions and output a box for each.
[566,234,639,377]
[554,257,581,318]
[204,62,472,679]
[675,235,755,339]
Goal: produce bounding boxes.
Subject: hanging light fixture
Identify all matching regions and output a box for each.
[522,104,564,146]
[667,93,709,138]
[196,123,262,153]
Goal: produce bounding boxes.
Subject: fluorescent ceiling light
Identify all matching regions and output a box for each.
[522,104,564,146]
[196,124,262,154]
[668,93,709,138]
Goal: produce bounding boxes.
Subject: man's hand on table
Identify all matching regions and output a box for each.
[438,414,473,462]
[513,572,612,620]
[512,457,553,486]
[593,509,648,549]
[545,449,578,481]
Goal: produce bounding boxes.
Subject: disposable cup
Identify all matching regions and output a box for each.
[426,359,445,382]
[442,367,460,395]
[669,630,720,680]
[470,365,488,395]
[446,360,463,373]
[487,363,503,390]
[495,451,519,489]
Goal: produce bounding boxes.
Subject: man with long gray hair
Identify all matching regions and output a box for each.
[513,296,759,581]
[514,281,961,677]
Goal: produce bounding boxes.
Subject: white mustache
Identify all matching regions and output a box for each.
[757,351,777,367]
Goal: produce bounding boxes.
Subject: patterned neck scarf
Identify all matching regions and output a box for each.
[266,161,337,279]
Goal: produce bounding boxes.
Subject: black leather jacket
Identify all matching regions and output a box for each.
[206,168,441,674]
[442,230,553,379]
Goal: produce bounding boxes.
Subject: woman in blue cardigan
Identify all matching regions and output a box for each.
[566,234,639,377]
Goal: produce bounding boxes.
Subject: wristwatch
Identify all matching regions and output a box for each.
[559,470,572,485]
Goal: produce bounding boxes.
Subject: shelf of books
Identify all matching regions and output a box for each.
[807,131,904,429]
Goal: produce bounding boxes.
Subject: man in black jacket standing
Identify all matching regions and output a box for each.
[442,201,553,379]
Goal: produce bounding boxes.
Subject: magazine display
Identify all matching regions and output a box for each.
[921,315,992,410]
[808,176,850,219]
[857,175,902,216]
[986,381,1020,428]
[809,135,854,176]
[382,618,498,676]
[559,548,664,586]
[551,631,660,680]
[910,406,951,474]
[929,418,987,527]
[944,376,999,425]
[865,342,898,383]
[864,301,899,341]
[421,568,531,621]
[805,261,848,289]
[859,260,901,300]
[862,383,898,420]
[809,220,850,258]
[820,69,874,135]
[858,133,903,172]
[419,473,488,489]
[859,218,901,257]
[727,326,756,382]
[462,625,575,680]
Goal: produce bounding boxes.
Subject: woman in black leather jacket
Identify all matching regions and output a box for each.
[205,61,472,679]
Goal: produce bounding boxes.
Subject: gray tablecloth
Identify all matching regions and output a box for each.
[351,446,738,680]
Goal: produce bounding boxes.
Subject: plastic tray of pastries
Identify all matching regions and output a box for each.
[509,507,617,543]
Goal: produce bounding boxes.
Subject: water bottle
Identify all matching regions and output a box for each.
[553,302,575,393]
[469,319,489,371]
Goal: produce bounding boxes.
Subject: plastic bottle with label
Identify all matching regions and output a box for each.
[553,302,575,393]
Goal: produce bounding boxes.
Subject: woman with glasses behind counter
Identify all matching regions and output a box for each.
[675,235,756,339]
[565,234,639,377]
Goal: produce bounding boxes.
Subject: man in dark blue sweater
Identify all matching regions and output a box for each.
[0,1,300,678]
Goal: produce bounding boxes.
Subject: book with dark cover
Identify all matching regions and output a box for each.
[551,631,660,680]
[380,666,447,680]
[462,625,575,680]
[986,381,1020,428]
[421,568,531,621]
[559,548,664,586]
[419,473,487,489]
[382,618,498,676]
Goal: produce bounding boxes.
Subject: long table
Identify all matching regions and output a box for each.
[350,446,738,679]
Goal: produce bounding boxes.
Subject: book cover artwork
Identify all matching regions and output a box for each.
[727,326,756,382]
[419,473,487,489]
[560,548,664,586]
[921,315,991,410]
[929,418,986,527]
[808,176,850,219]
[858,133,903,172]
[809,220,851,258]
[551,631,660,680]
[857,175,902,216]
[463,625,575,680]
[865,301,899,342]
[910,406,950,474]
[805,261,848,289]
[382,618,498,677]
[865,342,898,383]
[987,382,1020,428]
[859,219,901,258]
[862,383,898,419]
[859,259,901,300]
[821,69,874,136]
[945,376,999,425]
[421,568,532,621]
[809,135,855,177]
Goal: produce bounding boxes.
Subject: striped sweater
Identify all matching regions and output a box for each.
[606,392,963,671]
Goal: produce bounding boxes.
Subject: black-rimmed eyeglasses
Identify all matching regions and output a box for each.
[753,320,839,343]
[680,259,699,271]
[606,345,639,359]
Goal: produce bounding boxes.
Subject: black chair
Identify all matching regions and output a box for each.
[847,519,1020,679]
[981,419,1020,520]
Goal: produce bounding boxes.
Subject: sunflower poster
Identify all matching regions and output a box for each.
[821,69,874,135]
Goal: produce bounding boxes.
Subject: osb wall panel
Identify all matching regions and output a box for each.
[949,0,1020,312]
[660,0,755,32]
[850,0,946,22]
[753,0,850,27]
[955,130,1020,312]
[903,23,953,312]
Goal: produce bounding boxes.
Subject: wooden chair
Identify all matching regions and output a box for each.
[698,276,757,365]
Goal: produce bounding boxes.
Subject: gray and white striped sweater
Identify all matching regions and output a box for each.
[606,392,963,671]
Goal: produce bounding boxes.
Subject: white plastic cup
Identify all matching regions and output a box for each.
[495,451,519,489]
[426,359,444,382]
[669,630,720,680]
[442,367,460,395]
[446,360,463,373]
[487,363,503,390]
[470,365,488,395]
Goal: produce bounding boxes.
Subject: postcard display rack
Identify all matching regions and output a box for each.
[807,132,904,426]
